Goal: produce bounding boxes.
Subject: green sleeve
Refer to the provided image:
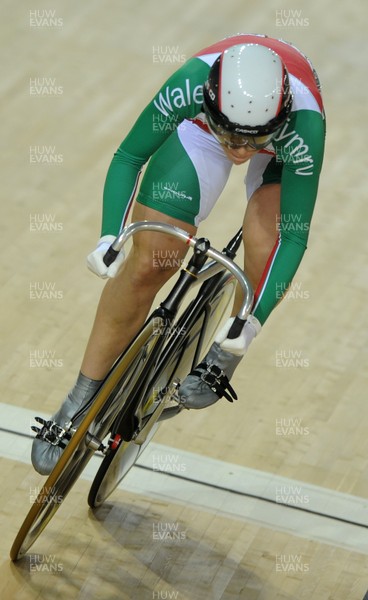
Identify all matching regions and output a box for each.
[101,57,210,236]
[252,109,326,325]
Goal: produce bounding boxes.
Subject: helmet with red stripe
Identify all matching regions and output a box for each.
[203,43,293,149]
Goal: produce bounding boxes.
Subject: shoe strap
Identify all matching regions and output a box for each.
[191,362,238,403]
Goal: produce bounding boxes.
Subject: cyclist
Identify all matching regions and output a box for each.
[32,34,325,475]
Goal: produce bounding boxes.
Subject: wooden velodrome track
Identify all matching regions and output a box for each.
[1,1,367,598]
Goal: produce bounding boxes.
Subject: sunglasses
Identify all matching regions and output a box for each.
[206,113,275,150]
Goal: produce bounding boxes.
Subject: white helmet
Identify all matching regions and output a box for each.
[203,43,293,149]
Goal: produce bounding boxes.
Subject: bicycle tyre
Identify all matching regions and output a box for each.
[87,424,159,508]
[87,272,236,508]
[10,317,162,561]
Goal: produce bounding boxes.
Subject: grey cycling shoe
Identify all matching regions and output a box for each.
[31,372,102,475]
[179,342,243,409]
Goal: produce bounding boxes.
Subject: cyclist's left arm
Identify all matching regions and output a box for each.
[252,108,326,325]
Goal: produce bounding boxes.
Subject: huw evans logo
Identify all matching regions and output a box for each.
[152,45,186,63]
[29,9,63,27]
[30,282,63,300]
[152,522,187,542]
[275,485,309,505]
[275,349,309,368]
[275,10,309,27]
[152,112,180,133]
[29,146,63,164]
[29,349,63,368]
[275,554,309,572]
[152,453,186,472]
[29,214,63,231]
[276,213,310,233]
[29,554,63,572]
[152,181,192,202]
[152,249,183,269]
[152,591,179,599]
[275,418,309,436]
[30,78,63,96]
[275,281,310,301]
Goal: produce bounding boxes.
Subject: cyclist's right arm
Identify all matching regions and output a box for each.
[100,57,210,238]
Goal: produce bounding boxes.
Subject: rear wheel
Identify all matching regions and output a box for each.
[88,424,159,508]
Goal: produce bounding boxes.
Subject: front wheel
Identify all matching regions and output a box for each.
[10,317,162,561]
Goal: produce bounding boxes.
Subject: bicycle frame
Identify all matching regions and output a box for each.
[102,222,254,443]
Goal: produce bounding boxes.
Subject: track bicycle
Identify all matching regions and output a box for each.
[10,221,253,561]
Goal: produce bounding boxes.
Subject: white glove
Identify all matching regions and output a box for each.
[215,315,261,356]
[86,235,126,279]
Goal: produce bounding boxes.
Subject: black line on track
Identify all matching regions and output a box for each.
[2,426,368,530]
[135,464,368,530]
[0,427,33,440]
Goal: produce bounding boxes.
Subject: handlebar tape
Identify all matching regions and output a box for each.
[227,316,246,340]
[103,246,119,267]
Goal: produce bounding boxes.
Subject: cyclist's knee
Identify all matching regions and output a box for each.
[127,248,182,289]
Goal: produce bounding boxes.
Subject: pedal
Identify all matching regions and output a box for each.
[32,416,72,448]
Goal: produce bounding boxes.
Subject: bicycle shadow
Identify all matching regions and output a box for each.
[5,499,292,600]
[86,499,291,600]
